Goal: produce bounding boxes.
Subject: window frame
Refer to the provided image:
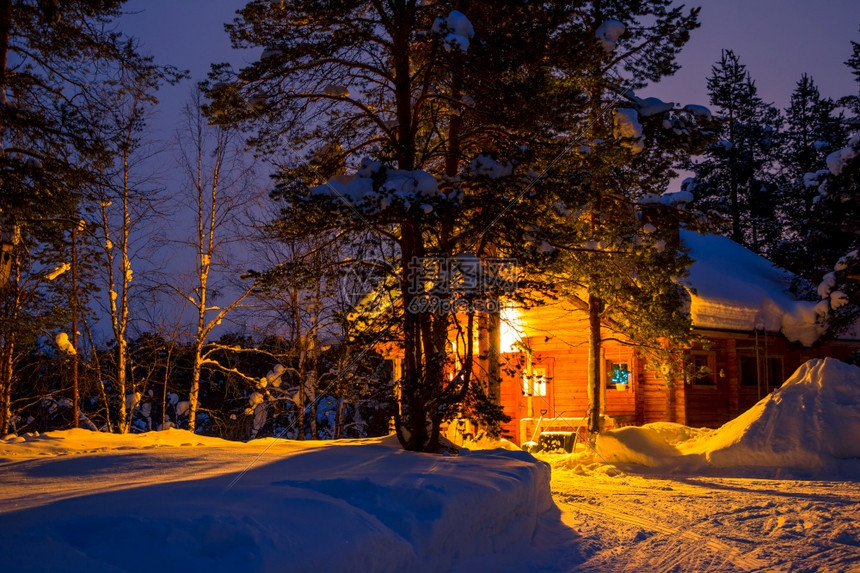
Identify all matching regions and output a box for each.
[737,354,784,389]
[522,364,548,397]
[605,360,631,390]
[690,351,717,387]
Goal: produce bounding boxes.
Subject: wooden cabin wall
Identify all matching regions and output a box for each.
[472,300,860,443]
[636,357,687,426]
[684,331,860,428]
[498,301,657,443]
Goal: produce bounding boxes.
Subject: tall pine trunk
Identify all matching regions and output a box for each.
[586,291,602,438]
[0,329,13,434]
[0,0,12,434]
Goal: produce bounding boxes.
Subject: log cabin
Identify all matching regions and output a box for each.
[493,230,860,446]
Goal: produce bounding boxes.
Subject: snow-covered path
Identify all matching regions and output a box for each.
[547,462,860,572]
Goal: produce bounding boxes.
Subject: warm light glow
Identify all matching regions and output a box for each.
[500,304,524,352]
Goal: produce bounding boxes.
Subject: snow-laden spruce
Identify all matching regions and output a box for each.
[311,158,440,212]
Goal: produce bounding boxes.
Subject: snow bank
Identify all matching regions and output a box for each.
[595,425,685,468]
[596,359,860,475]
[682,358,860,468]
[0,432,558,573]
[682,230,829,346]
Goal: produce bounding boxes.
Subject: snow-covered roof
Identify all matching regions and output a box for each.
[681,230,845,345]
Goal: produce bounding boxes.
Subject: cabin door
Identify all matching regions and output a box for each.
[499,353,554,443]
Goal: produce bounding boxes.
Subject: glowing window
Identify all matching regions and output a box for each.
[606,362,630,389]
[523,366,547,397]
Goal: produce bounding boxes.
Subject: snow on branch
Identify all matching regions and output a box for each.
[432,10,475,53]
[596,19,626,54]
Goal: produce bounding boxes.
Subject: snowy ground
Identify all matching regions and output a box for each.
[550,457,860,572]
[1,358,859,572]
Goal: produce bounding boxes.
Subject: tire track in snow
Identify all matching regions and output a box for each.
[556,493,769,572]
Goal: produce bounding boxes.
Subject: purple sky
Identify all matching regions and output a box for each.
[121,0,859,143]
[650,0,859,109]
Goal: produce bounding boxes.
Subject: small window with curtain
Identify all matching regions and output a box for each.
[522,366,547,396]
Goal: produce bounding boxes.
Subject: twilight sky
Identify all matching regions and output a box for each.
[120,0,860,151]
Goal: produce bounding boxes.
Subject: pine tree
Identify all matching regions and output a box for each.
[771,74,844,278]
[690,50,781,255]
[841,28,860,124]
[801,31,860,339]
[207,0,704,448]
[206,0,588,451]
[542,2,710,435]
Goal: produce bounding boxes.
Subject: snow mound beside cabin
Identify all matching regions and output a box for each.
[597,358,860,474]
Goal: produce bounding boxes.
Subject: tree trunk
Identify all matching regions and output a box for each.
[0,0,12,434]
[0,332,13,434]
[392,3,415,171]
[586,291,603,438]
[728,113,742,244]
[395,223,426,451]
[82,319,111,431]
[117,337,129,433]
[161,344,171,429]
[307,370,318,440]
[70,225,79,428]
[487,305,501,402]
[333,396,342,439]
[189,346,202,433]
[296,378,305,440]
[0,0,10,127]
[0,266,17,434]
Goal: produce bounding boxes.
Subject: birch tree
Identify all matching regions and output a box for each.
[175,90,261,433]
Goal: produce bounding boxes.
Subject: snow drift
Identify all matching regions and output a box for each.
[0,432,561,573]
[597,358,860,474]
